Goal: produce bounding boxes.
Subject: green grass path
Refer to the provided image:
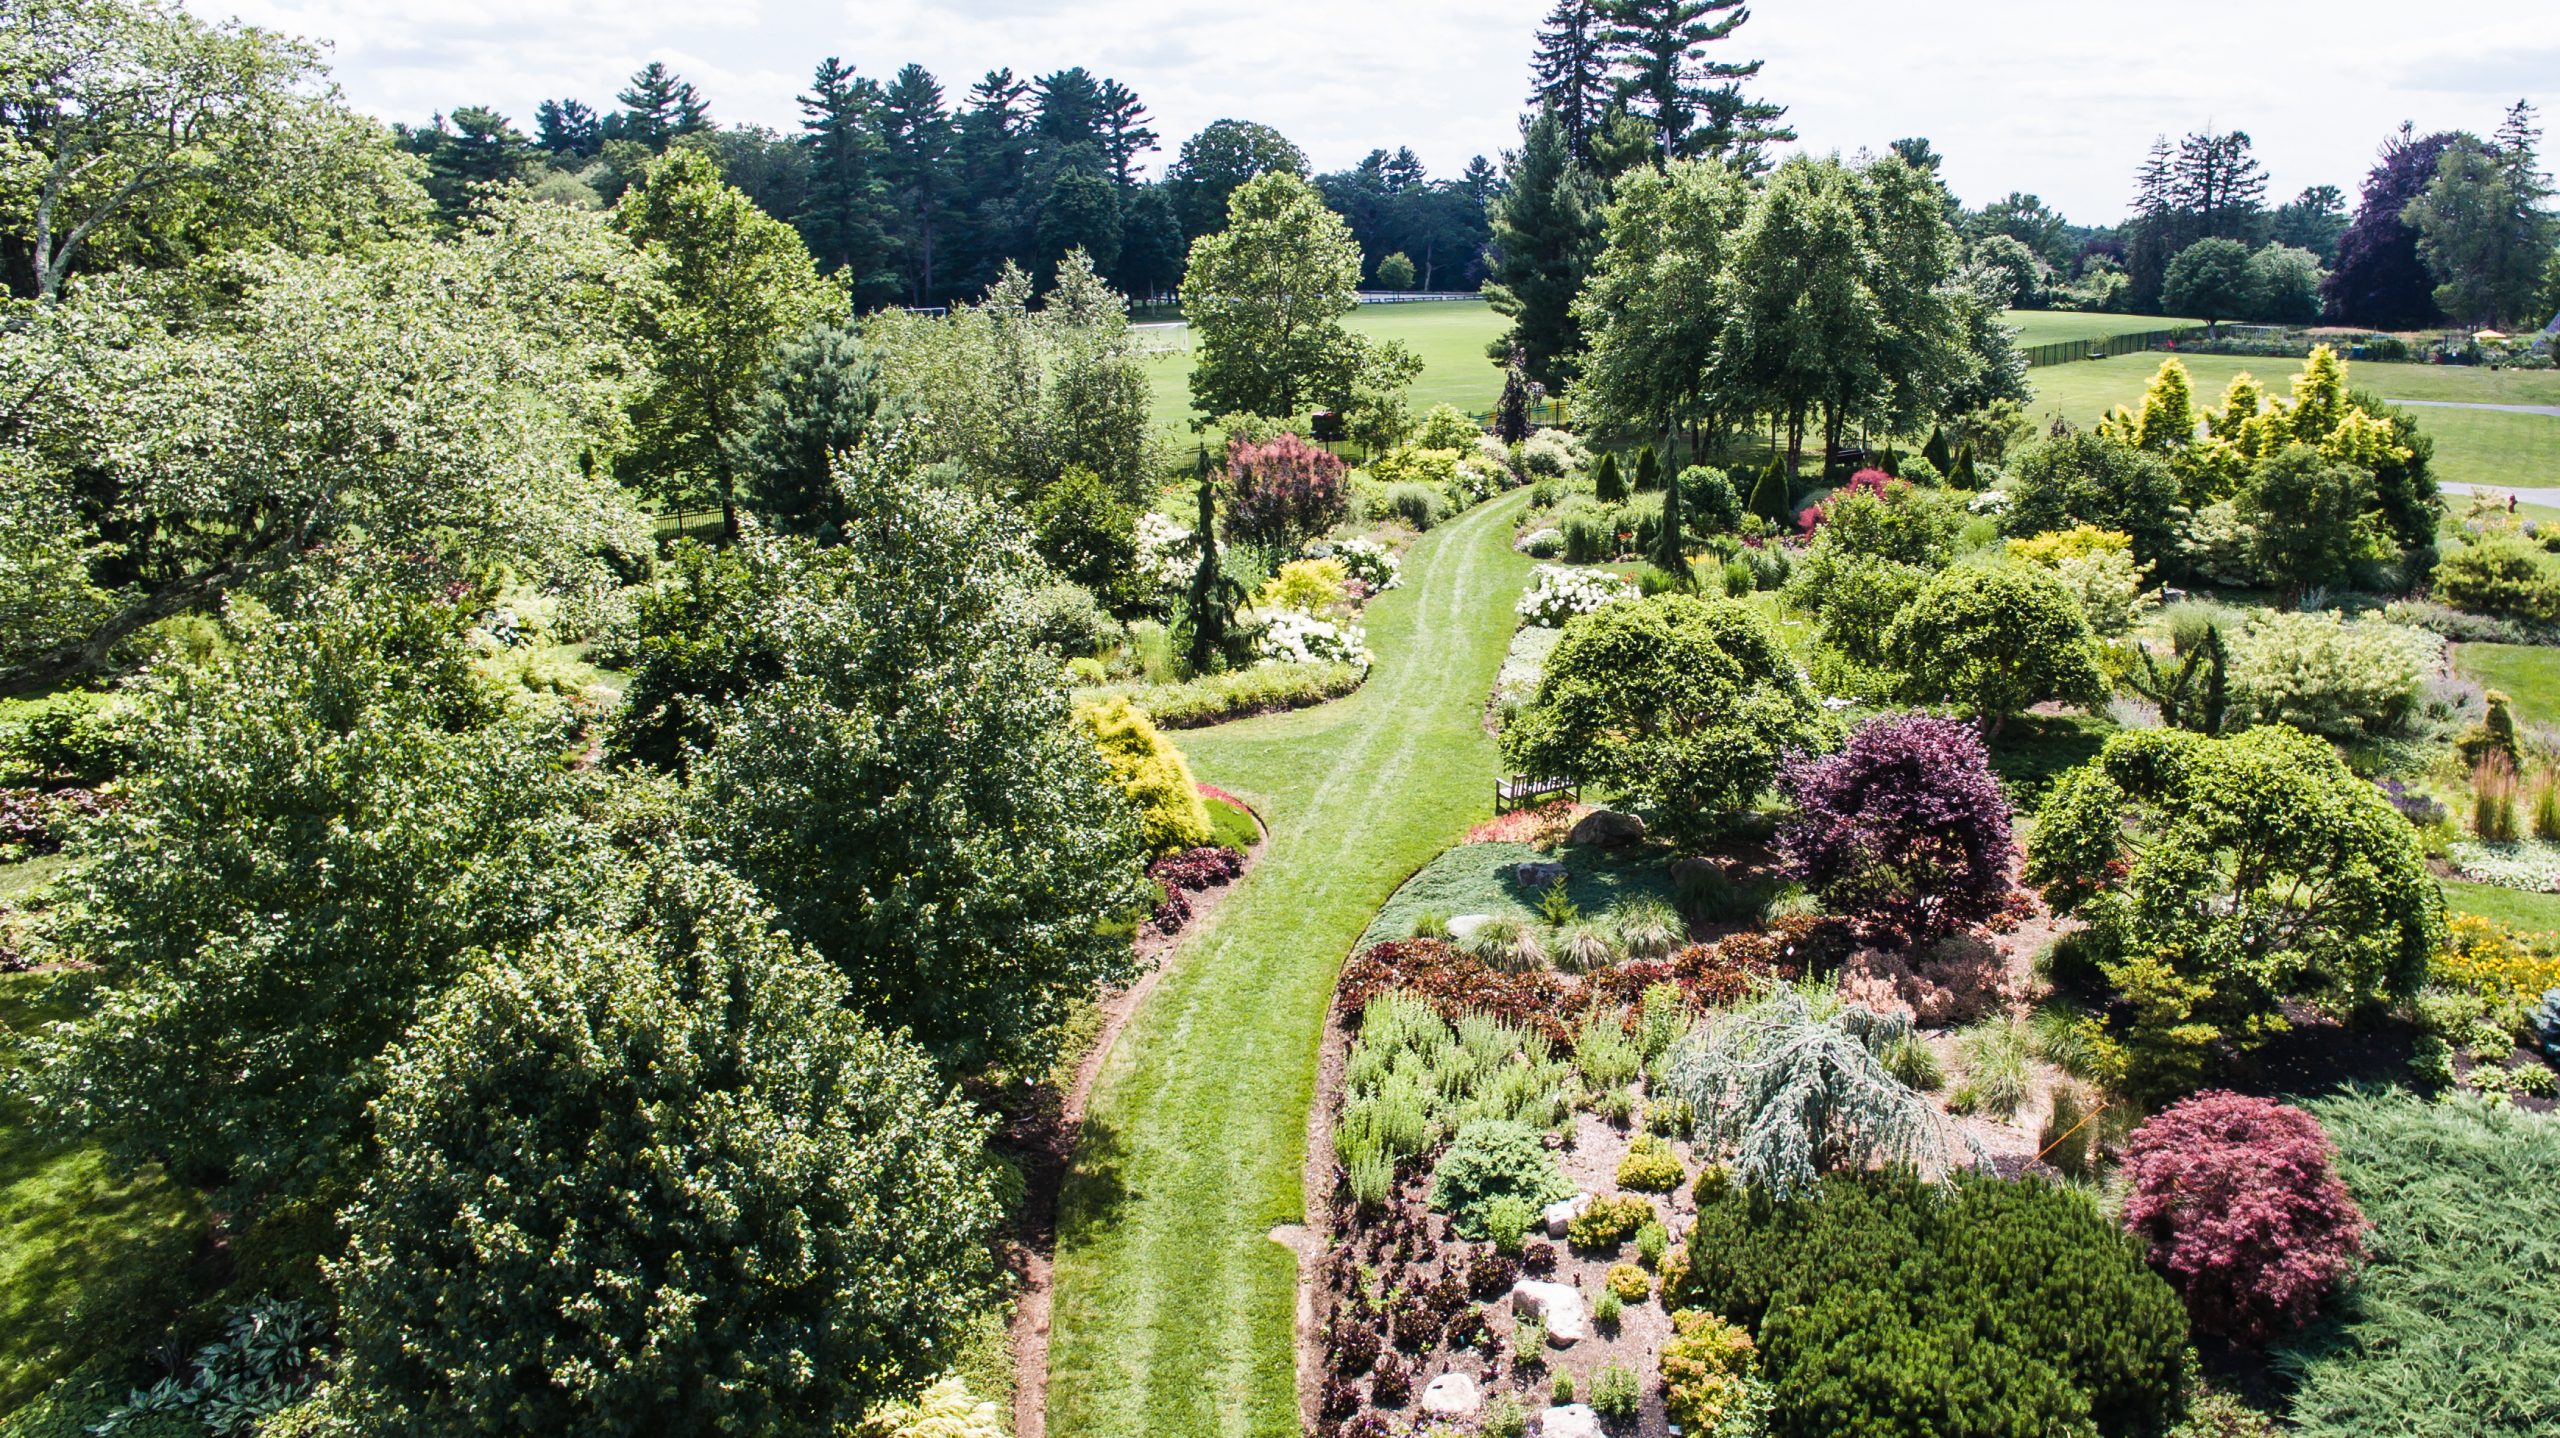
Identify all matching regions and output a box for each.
[1045,490,1536,1438]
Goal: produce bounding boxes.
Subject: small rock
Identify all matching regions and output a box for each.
[1542,1191,1591,1239]
[1514,860,1569,888]
[1567,809,1646,847]
[1446,913,1495,945]
[1420,1372,1481,1418]
[1509,1278,1588,1344]
[1669,855,1721,887]
[1540,1403,1603,1438]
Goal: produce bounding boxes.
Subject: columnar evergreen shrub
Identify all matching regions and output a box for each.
[2121,1092,2366,1346]
[1775,714,2016,945]
[1672,1173,2189,1438]
[332,859,1002,1436]
[1593,451,1628,502]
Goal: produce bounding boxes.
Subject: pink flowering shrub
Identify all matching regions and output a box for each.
[1776,714,2017,945]
[1795,468,1895,534]
[1838,934,2019,1026]
[2120,1091,2367,1345]
[1225,432,1348,550]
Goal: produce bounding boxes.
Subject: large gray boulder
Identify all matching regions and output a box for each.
[1567,809,1646,847]
[1509,1278,1588,1344]
[1541,1403,1602,1438]
[1514,860,1569,889]
[1420,1371,1481,1418]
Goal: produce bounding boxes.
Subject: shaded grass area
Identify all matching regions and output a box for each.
[2439,879,2560,929]
[2028,354,2560,495]
[2453,642,2560,726]
[0,972,204,1419]
[1355,840,1680,950]
[1045,490,1536,1438]
[2277,1088,2560,1437]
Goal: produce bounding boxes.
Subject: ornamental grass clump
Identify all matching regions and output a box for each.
[2120,1091,2366,1346]
[1467,915,1549,973]
[2475,751,2521,842]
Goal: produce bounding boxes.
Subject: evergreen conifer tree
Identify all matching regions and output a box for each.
[1527,0,1611,164]
[1651,455,1686,582]
[1748,457,1792,525]
[1593,450,1628,502]
[1484,110,1602,389]
[1634,444,1662,492]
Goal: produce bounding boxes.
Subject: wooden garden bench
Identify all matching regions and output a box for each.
[1494,774,1578,812]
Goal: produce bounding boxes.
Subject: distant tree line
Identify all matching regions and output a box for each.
[393,59,1502,308]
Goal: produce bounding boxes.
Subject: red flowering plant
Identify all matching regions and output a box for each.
[1775,714,2017,948]
[2120,1091,2368,1345]
[1224,432,1348,552]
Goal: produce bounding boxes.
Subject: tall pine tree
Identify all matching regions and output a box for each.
[616,62,709,150]
[1601,0,1788,163]
[880,65,955,304]
[797,58,898,304]
[1484,109,1602,389]
[1097,79,1159,189]
[1530,0,1612,165]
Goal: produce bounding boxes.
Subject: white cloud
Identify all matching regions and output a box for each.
[206,0,2558,221]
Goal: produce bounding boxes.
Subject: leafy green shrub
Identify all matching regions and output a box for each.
[1025,582,1122,659]
[1416,403,1481,453]
[1484,1193,1536,1255]
[1519,429,1591,479]
[1074,695,1212,855]
[1560,509,1616,562]
[1678,465,1742,533]
[0,689,132,785]
[2026,726,2443,1097]
[1636,1218,1670,1270]
[2224,612,2432,740]
[2433,534,2560,623]
[1429,1120,1575,1239]
[1506,594,1826,843]
[1591,1286,1623,1332]
[608,538,784,771]
[1576,1015,1642,1090]
[1615,1132,1685,1191]
[1567,1194,1652,1252]
[1886,565,2107,732]
[333,859,1002,1434]
[1674,1173,2188,1438]
[2003,430,2185,566]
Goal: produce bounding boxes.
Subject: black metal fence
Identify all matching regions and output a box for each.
[2017,325,2204,369]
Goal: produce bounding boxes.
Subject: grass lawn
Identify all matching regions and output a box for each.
[2452,643,2560,726]
[0,971,204,1419]
[1355,840,1679,950]
[2029,354,2560,493]
[2439,879,2560,928]
[1045,488,1536,1438]
[2003,311,2202,347]
[1142,300,1509,434]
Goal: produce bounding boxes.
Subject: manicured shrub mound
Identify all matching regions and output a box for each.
[1670,1172,2188,1438]
[1775,713,2015,945]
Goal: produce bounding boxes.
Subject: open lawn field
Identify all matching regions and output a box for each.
[1143,305,2225,436]
[2029,353,2560,494]
[2439,879,2560,929]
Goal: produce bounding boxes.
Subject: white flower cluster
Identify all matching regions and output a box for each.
[1331,536,1402,592]
[1134,511,1196,592]
[2447,840,2560,894]
[1515,527,1565,558]
[1966,489,2012,515]
[1516,563,1634,628]
[1252,608,1372,667]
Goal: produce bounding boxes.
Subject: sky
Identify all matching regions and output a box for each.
[209,0,2559,223]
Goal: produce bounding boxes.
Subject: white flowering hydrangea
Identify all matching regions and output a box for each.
[1252,608,1372,667]
[1331,536,1402,591]
[1967,489,2011,515]
[1134,511,1196,591]
[1516,563,1635,628]
[1516,527,1565,558]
